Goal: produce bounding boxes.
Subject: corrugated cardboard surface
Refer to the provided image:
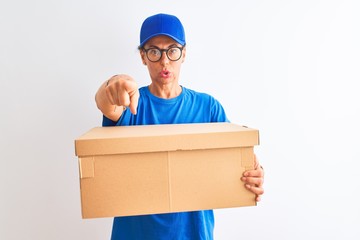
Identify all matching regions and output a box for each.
[75,123,259,218]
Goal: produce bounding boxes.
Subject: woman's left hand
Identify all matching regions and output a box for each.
[241,154,264,202]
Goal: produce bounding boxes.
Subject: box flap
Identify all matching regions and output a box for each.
[75,122,259,157]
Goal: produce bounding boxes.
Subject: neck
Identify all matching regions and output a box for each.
[148,83,182,99]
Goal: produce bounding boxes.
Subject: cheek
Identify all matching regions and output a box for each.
[147,65,158,76]
[174,62,183,71]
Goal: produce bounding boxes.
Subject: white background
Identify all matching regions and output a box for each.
[1,0,359,239]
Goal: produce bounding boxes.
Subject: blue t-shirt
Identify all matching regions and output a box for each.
[103,86,228,240]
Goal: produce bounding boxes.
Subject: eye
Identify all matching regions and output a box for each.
[168,48,179,55]
[148,48,160,56]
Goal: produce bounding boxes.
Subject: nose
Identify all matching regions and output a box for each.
[159,50,170,65]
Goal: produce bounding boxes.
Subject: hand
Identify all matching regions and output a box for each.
[105,74,140,115]
[241,154,264,202]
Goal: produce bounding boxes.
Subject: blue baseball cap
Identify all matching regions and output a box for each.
[140,13,186,47]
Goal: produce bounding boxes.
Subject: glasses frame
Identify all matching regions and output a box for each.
[142,46,184,62]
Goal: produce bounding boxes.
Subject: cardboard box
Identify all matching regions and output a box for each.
[75,122,259,219]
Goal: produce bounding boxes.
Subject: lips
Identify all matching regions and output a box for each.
[160,70,170,78]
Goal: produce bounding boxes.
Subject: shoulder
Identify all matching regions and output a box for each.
[182,87,228,122]
[182,87,215,100]
[139,86,148,94]
[182,87,222,108]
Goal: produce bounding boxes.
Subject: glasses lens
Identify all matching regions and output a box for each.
[146,48,161,62]
[167,47,182,61]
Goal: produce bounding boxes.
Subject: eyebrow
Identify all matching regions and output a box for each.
[146,44,180,49]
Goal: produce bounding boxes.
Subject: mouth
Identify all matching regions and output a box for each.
[160,70,171,78]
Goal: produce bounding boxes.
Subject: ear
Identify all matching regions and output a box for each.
[140,50,147,65]
[181,46,186,63]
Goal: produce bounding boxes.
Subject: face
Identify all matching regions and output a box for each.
[140,35,186,86]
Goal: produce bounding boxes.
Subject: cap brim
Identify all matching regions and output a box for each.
[140,33,185,47]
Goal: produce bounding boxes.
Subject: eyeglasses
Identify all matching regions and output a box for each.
[142,46,184,62]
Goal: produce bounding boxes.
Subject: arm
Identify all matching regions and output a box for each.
[241,154,265,202]
[95,74,139,121]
